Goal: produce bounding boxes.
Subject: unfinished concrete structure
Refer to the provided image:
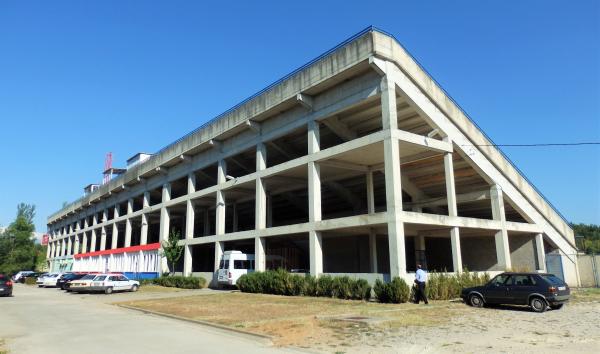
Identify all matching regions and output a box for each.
[46,27,579,285]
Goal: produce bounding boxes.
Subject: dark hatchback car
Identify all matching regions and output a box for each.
[19,272,44,283]
[0,274,13,297]
[57,273,87,290]
[461,272,570,312]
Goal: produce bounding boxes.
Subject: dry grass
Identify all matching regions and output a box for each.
[138,284,183,293]
[571,287,600,303]
[118,292,455,347]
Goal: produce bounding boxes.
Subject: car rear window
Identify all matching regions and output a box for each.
[234,260,253,269]
[540,275,565,286]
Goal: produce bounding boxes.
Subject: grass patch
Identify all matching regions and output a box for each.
[118,292,456,347]
[571,288,600,303]
[138,284,183,293]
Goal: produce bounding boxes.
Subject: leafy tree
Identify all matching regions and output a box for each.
[161,230,184,275]
[0,204,38,274]
[572,223,600,254]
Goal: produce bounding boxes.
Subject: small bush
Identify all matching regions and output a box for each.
[24,277,37,285]
[426,270,490,300]
[374,277,410,303]
[150,276,206,289]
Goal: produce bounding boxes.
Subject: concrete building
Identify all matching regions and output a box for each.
[45,27,579,286]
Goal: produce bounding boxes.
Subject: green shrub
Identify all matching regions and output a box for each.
[237,270,371,300]
[24,277,37,285]
[374,277,410,303]
[150,275,206,289]
[426,270,489,300]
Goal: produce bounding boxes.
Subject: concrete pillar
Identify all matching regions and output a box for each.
[143,191,150,208]
[46,240,52,259]
[183,244,192,276]
[159,183,171,243]
[127,198,133,214]
[444,148,462,273]
[255,237,266,272]
[369,229,378,273]
[366,169,375,214]
[255,142,267,229]
[100,226,107,251]
[187,172,196,194]
[535,233,546,272]
[216,160,227,236]
[111,223,119,250]
[491,184,511,270]
[124,219,132,248]
[67,236,73,255]
[140,214,148,245]
[81,233,88,254]
[90,229,97,252]
[214,241,224,272]
[381,75,406,278]
[308,120,323,276]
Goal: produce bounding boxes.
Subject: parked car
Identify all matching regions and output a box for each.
[36,273,51,286]
[57,273,89,290]
[67,274,98,293]
[12,271,34,282]
[0,274,13,297]
[87,274,140,294]
[217,250,255,286]
[38,273,63,287]
[461,272,570,312]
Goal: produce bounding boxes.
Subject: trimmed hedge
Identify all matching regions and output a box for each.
[143,276,206,289]
[237,269,371,300]
[374,277,410,303]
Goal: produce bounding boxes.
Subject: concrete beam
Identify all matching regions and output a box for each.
[296,93,314,111]
[322,116,357,141]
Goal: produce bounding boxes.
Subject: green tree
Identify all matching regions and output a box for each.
[0,204,38,274]
[161,230,184,275]
[572,223,600,254]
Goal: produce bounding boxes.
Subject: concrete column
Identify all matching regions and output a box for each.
[491,184,511,270]
[67,236,73,255]
[185,200,195,239]
[214,241,224,272]
[308,120,323,276]
[183,244,192,276]
[90,229,97,252]
[255,142,267,229]
[535,233,546,272]
[444,149,462,273]
[143,191,150,208]
[124,219,132,248]
[159,182,171,243]
[381,75,406,278]
[369,229,378,273]
[111,223,119,249]
[81,233,88,254]
[127,198,133,214]
[187,172,196,194]
[255,237,266,272]
[140,214,148,245]
[46,241,52,259]
[366,169,375,214]
[100,226,107,251]
[216,160,227,236]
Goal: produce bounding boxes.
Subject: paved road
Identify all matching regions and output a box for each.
[0,284,301,354]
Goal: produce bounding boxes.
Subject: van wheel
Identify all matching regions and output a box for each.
[530,297,547,312]
[469,294,484,308]
[131,285,139,292]
[105,287,113,295]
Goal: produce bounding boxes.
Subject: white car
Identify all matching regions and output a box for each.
[217,250,255,286]
[39,273,63,287]
[12,271,34,282]
[36,273,53,286]
[67,274,98,293]
[87,274,140,294]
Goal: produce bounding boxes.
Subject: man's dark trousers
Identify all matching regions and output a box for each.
[415,281,429,304]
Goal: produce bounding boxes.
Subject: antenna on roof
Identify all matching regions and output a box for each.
[102,152,113,185]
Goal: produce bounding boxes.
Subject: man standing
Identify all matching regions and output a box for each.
[414,264,429,304]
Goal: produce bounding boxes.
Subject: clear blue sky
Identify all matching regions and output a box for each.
[0,0,598,233]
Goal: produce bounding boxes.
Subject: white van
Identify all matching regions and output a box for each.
[217,251,255,286]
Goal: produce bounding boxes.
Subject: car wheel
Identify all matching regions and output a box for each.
[550,304,564,310]
[469,294,484,308]
[105,287,113,295]
[131,285,139,292]
[530,297,547,313]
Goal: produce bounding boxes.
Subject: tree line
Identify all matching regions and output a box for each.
[0,203,46,275]
[572,223,600,254]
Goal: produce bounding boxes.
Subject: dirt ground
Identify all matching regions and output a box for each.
[119,288,600,354]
